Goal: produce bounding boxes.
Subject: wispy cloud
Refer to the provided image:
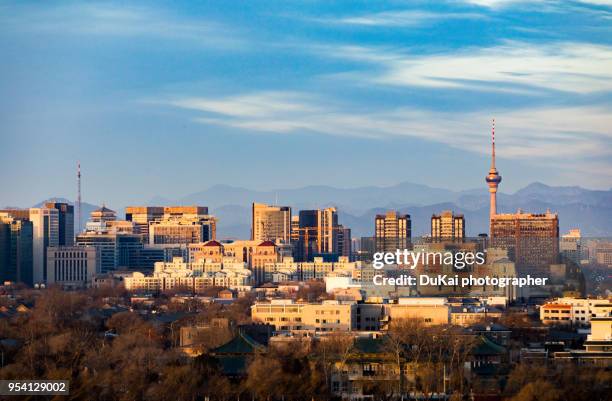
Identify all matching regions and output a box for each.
[315,41,612,94]
[164,91,612,165]
[313,10,487,27]
[169,92,323,119]
[0,3,243,47]
[459,0,612,8]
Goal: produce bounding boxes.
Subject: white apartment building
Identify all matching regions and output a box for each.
[262,256,362,283]
[124,257,252,293]
[540,297,611,325]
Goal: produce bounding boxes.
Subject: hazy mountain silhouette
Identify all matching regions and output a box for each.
[25,182,612,238]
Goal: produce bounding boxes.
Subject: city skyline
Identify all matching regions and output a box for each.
[2,0,612,208]
[1,3,611,400]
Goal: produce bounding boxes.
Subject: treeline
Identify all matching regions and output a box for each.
[0,289,609,401]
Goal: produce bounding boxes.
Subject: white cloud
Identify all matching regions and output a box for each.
[169,92,322,119]
[459,0,612,8]
[0,3,243,47]
[317,41,612,94]
[315,10,486,27]
[164,91,612,165]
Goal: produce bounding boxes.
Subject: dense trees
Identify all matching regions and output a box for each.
[0,290,610,400]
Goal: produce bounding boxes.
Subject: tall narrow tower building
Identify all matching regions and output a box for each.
[485,119,502,223]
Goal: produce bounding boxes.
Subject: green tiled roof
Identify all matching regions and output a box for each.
[211,332,264,355]
[473,336,506,356]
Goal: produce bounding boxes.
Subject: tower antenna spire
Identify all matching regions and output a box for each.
[77,161,82,234]
[486,119,502,223]
[491,118,496,169]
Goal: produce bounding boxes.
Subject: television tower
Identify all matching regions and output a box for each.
[485,119,502,221]
[77,161,82,234]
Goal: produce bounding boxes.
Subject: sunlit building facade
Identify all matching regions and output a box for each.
[375,211,411,252]
[490,211,559,273]
[251,203,291,243]
[431,210,465,240]
[29,207,59,284]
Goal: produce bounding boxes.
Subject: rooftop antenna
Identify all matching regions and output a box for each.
[77,161,82,234]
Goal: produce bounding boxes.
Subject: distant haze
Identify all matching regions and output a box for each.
[23,182,612,238]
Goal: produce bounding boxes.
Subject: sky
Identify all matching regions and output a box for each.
[1,0,611,208]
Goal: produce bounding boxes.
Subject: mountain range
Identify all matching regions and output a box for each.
[18,182,612,238]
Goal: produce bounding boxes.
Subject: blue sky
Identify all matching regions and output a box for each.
[1,0,611,208]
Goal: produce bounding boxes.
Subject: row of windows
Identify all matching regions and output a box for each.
[315,319,342,324]
[53,252,90,259]
[54,264,89,282]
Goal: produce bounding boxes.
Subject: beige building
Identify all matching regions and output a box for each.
[384,298,450,326]
[124,257,252,293]
[46,245,97,288]
[431,210,465,240]
[125,206,164,237]
[251,299,355,332]
[188,240,280,284]
[290,216,300,243]
[262,256,361,283]
[375,211,411,252]
[252,297,451,333]
[162,206,209,220]
[251,203,291,243]
[149,216,216,245]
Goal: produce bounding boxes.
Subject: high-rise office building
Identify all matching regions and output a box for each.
[149,220,215,245]
[47,246,96,288]
[162,206,209,219]
[0,214,33,285]
[44,202,74,245]
[431,210,465,240]
[125,206,164,237]
[490,210,559,273]
[29,207,59,284]
[374,211,411,252]
[0,209,30,220]
[76,232,144,273]
[296,207,339,261]
[0,220,10,282]
[251,203,291,243]
[337,225,352,259]
[149,206,216,245]
[290,216,300,243]
[560,229,582,264]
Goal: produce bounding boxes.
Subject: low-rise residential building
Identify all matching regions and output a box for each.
[262,256,361,283]
[123,257,252,293]
[540,297,611,325]
[251,299,355,332]
[384,297,450,326]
